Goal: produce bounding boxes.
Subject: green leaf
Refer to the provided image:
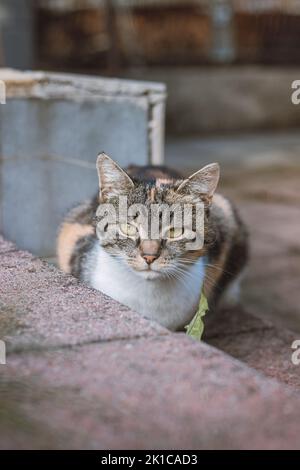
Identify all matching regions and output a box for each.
[185,291,209,341]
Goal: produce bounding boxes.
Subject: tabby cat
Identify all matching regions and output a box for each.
[57,153,248,331]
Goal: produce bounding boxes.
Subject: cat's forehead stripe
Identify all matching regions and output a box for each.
[156,178,173,188]
[149,187,156,202]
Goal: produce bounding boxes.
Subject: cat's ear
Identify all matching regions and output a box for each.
[176,163,220,204]
[96,153,134,201]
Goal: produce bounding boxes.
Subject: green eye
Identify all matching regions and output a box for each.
[167,227,183,239]
[119,223,137,237]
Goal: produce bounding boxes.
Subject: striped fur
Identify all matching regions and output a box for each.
[57,159,248,330]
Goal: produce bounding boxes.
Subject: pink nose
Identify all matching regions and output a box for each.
[143,254,158,265]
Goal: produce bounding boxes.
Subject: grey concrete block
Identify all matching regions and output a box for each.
[1,157,98,255]
[0,69,166,255]
[1,99,148,165]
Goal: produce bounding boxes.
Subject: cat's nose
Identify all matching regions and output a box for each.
[143,254,158,265]
[140,240,161,265]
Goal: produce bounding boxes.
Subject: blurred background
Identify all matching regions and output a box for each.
[3,1,300,69]
[1,0,300,331]
[1,1,300,137]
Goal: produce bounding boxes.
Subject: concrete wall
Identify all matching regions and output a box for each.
[125,66,300,135]
[0,69,166,256]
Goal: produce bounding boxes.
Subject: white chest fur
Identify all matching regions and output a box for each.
[87,245,205,331]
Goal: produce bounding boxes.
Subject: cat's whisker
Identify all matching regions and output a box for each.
[205,262,235,277]
[167,264,201,290]
[172,261,225,295]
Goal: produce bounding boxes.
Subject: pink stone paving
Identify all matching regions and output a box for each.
[1,235,300,449]
[2,336,300,450]
[206,307,300,389]
[0,236,167,353]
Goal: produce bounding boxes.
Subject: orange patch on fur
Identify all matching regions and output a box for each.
[57,223,94,274]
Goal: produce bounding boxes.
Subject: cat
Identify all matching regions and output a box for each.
[57,153,248,331]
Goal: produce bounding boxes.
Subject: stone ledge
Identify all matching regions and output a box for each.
[1,235,300,449]
[0,236,167,353]
[2,335,300,450]
[0,236,18,254]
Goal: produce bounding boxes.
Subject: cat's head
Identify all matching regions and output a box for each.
[95,153,219,280]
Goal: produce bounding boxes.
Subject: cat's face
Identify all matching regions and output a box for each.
[95,154,219,280]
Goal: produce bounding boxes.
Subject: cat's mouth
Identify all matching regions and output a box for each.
[135,269,164,280]
[129,262,166,280]
[125,256,168,280]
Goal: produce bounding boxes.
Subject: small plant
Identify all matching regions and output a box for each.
[185,292,209,341]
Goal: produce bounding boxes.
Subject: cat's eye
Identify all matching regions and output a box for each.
[119,223,137,237]
[167,227,183,240]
